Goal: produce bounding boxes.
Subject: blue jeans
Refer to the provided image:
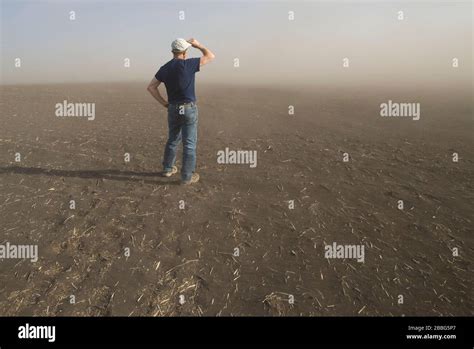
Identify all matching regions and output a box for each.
[162,102,198,181]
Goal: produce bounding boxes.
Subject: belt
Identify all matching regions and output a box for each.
[170,101,195,107]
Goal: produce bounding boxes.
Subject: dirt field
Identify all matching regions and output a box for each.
[0,83,472,316]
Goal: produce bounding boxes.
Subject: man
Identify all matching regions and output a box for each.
[147,38,215,184]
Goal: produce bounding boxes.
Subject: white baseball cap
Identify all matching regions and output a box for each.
[171,38,191,52]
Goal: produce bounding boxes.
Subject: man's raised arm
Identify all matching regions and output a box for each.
[187,38,215,66]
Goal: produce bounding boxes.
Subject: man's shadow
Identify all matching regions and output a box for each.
[0,166,181,185]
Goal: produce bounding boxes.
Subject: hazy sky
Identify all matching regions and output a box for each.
[1,0,472,86]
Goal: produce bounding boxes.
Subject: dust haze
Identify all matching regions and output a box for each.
[1,1,472,88]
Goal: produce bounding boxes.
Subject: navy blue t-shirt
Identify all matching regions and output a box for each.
[155,58,200,104]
